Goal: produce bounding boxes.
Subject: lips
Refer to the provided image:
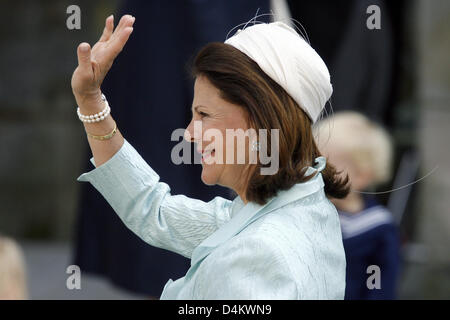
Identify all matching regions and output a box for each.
[200,147,216,161]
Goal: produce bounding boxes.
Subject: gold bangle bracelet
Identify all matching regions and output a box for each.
[86,121,117,141]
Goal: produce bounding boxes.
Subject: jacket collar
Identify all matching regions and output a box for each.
[188,156,327,275]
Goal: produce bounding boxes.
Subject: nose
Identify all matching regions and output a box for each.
[184,119,199,143]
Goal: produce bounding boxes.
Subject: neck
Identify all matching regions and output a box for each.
[237,189,248,204]
[232,175,249,204]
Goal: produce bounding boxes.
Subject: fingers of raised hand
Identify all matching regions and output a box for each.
[76,42,93,78]
[109,15,134,42]
[98,15,114,42]
[105,15,135,60]
[74,14,134,91]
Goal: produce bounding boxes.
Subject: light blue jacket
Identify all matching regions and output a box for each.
[77,139,346,299]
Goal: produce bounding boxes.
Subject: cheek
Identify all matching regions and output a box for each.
[200,122,217,148]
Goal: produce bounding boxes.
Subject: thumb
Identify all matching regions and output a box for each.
[77,42,93,74]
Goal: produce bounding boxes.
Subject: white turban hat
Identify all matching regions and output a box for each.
[224,21,332,123]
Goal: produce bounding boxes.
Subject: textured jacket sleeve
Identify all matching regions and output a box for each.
[77,139,233,258]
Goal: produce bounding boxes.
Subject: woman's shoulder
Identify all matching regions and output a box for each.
[197,194,346,299]
[203,212,344,298]
[248,190,341,238]
[229,196,342,259]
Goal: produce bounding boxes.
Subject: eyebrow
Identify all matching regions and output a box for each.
[191,105,208,113]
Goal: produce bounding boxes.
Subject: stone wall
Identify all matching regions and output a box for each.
[0,0,118,240]
[414,0,450,298]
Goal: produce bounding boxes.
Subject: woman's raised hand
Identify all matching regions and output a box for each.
[71,14,135,108]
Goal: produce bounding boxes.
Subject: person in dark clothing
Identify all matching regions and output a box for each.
[314,111,401,299]
[288,0,397,124]
[339,194,400,299]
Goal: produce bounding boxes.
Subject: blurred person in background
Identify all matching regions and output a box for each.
[0,235,28,300]
[314,111,401,299]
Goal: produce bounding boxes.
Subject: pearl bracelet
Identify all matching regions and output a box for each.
[77,94,111,123]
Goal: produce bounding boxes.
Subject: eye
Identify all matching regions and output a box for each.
[199,111,208,117]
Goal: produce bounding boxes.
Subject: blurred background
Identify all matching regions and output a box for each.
[0,0,449,299]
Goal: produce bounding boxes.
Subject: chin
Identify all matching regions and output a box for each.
[200,165,221,186]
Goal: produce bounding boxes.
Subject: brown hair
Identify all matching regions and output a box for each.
[191,42,349,205]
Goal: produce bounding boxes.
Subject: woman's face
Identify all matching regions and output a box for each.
[185,75,251,197]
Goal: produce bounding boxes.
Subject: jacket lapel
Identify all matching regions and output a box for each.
[187,170,325,279]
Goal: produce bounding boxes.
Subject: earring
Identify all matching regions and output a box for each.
[251,140,260,151]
